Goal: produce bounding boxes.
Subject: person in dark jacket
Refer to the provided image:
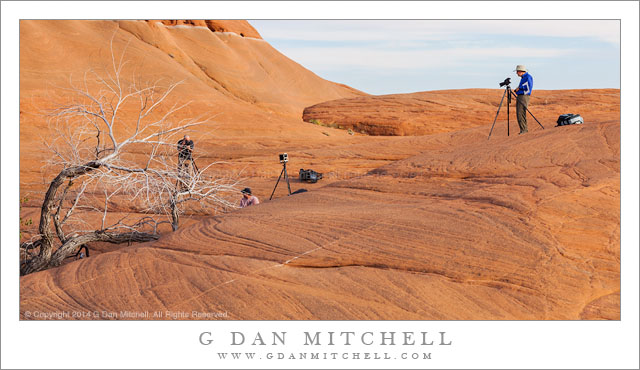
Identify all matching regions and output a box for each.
[177,135,194,174]
[513,65,533,135]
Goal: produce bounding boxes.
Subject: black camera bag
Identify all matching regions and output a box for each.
[299,169,323,183]
[557,114,584,126]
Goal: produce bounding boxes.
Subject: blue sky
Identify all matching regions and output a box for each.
[250,20,620,95]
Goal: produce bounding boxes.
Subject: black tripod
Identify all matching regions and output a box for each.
[269,161,292,200]
[488,84,545,139]
[175,157,200,191]
[191,159,200,175]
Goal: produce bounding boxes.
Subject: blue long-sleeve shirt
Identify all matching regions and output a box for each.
[516,72,533,95]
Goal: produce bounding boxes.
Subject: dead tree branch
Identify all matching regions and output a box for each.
[21,42,239,275]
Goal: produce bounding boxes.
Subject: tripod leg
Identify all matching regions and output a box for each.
[507,88,510,136]
[270,167,285,200]
[510,91,544,129]
[284,164,292,195]
[488,88,508,139]
[525,106,545,129]
[191,159,199,175]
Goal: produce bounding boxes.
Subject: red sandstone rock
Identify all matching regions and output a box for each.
[19,20,620,320]
[303,89,620,136]
[155,20,263,39]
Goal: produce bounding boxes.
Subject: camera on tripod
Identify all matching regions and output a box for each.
[271,153,292,199]
[488,75,544,139]
[499,77,511,87]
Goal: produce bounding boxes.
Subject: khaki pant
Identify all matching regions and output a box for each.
[516,94,530,133]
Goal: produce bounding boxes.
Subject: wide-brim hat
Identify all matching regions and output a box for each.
[241,187,252,195]
[514,64,527,72]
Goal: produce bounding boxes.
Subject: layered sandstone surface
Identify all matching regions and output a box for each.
[20,121,620,320]
[19,20,620,320]
[302,89,620,136]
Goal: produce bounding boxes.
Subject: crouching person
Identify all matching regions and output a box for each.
[240,188,260,208]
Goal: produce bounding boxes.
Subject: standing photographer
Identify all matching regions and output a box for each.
[513,65,533,134]
[177,135,194,174]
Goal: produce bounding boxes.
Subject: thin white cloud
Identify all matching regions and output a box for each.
[278,46,585,71]
[249,19,620,92]
[252,20,620,45]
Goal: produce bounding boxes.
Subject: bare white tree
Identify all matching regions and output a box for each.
[21,41,240,275]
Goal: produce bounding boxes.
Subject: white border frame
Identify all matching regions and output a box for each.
[2,2,638,369]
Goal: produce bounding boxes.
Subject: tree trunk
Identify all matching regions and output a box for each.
[21,231,158,275]
[23,161,101,275]
[170,196,179,231]
[52,180,73,244]
[48,231,159,267]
